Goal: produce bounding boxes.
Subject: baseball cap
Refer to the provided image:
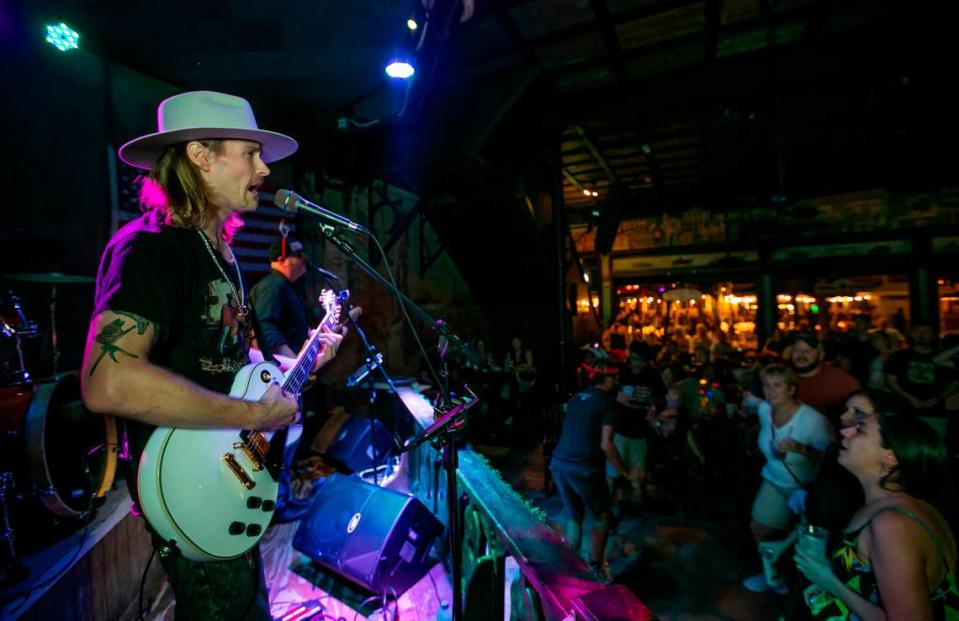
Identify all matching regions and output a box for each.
[267,237,306,262]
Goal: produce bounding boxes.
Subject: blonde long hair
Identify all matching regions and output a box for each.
[138,139,242,242]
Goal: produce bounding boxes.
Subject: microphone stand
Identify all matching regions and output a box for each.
[317,223,475,620]
[310,268,397,486]
[345,312,396,486]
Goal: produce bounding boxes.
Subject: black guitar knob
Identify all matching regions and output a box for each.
[247,496,262,509]
[246,524,262,537]
[261,499,275,512]
[229,521,245,535]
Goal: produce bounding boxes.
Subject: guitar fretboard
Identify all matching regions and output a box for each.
[281,290,345,394]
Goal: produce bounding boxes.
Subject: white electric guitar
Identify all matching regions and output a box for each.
[137,289,348,561]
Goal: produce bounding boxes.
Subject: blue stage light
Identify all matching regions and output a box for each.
[385,61,415,79]
[45,22,79,52]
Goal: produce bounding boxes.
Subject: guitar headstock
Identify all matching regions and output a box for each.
[319,289,339,322]
[318,289,352,327]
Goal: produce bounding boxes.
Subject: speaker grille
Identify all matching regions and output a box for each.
[293,474,443,594]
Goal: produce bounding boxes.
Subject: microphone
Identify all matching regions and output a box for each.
[305,261,340,282]
[273,189,370,234]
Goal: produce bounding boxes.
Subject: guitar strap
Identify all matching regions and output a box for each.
[242,283,276,365]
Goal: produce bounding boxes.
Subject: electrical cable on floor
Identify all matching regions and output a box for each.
[137,548,156,621]
[353,591,398,621]
[426,569,443,608]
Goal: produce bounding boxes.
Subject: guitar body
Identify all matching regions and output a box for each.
[137,289,348,562]
[138,361,290,561]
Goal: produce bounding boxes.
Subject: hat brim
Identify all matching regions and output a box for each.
[118,127,298,170]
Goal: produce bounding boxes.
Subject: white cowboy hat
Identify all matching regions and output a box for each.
[118,90,298,170]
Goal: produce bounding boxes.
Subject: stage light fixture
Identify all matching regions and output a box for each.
[385,60,415,79]
[407,18,418,31]
[45,22,79,52]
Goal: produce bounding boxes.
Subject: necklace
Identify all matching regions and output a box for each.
[197,229,249,318]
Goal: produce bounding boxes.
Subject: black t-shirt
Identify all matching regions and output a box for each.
[92,213,253,474]
[250,270,310,352]
[842,334,879,387]
[884,348,948,402]
[550,387,617,472]
[614,366,666,439]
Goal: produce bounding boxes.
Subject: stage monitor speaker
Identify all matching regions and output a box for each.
[293,474,443,595]
[323,415,395,473]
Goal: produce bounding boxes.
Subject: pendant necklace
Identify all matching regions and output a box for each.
[197,229,249,318]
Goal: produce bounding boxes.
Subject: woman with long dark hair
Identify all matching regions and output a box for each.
[796,411,959,619]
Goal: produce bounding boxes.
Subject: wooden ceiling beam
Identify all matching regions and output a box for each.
[574,126,616,183]
[588,0,627,84]
[491,0,541,68]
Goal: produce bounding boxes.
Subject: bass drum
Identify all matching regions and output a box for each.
[0,373,117,519]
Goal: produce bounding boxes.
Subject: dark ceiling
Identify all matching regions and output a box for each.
[22,0,959,226]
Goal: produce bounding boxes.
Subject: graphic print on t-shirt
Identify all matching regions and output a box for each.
[199,278,249,374]
[905,360,937,386]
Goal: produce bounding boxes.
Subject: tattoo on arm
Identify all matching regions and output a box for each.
[88,312,158,376]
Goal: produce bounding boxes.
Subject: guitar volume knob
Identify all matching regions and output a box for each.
[247,496,262,509]
[246,524,262,537]
[261,499,275,512]
[229,521,245,535]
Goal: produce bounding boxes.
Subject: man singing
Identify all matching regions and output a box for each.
[81,90,342,619]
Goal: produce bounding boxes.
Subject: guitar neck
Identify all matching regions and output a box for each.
[282,311,336,394]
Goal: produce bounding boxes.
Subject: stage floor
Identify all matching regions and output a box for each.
[140,555,453,621]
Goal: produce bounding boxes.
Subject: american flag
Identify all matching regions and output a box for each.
[111,156,294,285]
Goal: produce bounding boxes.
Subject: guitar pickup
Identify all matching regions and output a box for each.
[233,441,264,471]
[222,453,256,490]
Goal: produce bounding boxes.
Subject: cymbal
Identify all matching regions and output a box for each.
[2,272,95,284]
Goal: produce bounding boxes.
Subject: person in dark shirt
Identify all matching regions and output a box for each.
[81,91,342,620]
[250,236,338,451]
[551,359,635,573]
[606,347,666,512]
[885,323,956,437]
[841,315,880,387]
[250,236,312,359]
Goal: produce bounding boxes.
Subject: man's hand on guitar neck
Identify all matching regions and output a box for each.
[250,329,344,374]
[309,328,343,374]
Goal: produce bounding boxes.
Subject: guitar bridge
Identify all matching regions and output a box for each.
[233,441,264,471]
[234,432,270,471]
[222,453,256,490]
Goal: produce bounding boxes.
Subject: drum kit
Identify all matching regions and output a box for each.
[0,272,116,586]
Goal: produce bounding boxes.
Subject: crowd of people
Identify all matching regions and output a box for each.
[552,317,959,618]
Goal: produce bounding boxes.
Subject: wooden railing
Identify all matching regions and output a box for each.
[397,388,655,620]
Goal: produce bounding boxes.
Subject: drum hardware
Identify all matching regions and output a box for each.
[0,291,39,385]
[2,274,94,378]
[49,286,59,377]
[2,273,95,285]
[0,471,27,586]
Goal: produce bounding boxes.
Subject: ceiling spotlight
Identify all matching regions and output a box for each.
[45,22,79,52]
[385,60,415,79]
[582,189,591,196]
[591,191,599,197]
[407,18,418,31]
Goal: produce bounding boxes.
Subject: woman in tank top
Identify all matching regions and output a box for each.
[795,411,958,620]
